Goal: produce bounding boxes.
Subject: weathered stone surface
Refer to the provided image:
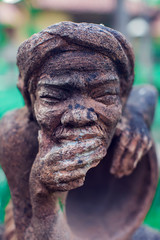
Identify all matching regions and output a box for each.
[132,226,160,240]
[0,21,159,240]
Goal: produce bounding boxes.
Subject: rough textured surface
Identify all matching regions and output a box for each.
[132,226,160,240]
[17,22,134,108]
[0,21,159,240]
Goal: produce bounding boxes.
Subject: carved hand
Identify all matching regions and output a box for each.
[28,134,106,240]
[110,110,152,178]
[30,134,107,192]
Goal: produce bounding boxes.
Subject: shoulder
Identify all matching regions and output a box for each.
[0,107,32,134]
[0,107,38,147]
[0,107,39,170]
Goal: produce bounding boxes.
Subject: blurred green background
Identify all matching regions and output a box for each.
[0,0,160,230]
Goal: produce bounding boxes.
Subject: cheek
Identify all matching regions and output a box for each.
[34,101,64,130]
[101,103,122,147]
[91,99,122,127]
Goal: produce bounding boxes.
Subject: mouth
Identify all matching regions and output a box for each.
[54,124,107,142]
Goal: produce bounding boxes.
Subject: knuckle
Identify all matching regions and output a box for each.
[143,135,149,145]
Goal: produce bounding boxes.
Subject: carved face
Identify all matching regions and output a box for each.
[30,51,122,191]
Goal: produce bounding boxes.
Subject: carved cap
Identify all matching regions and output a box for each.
[16,21,135,107]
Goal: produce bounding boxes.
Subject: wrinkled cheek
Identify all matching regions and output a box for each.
[108,104,122,135]
[97,104,122,127]
[109,105,122,131]
[89,98,122,127]
[34,102,62,132]
[37,130,54,153]
[96,103,122,147]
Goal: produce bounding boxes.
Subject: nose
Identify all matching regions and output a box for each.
[61,105,98,127]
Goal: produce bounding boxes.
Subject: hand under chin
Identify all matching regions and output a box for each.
[33,138,107,191]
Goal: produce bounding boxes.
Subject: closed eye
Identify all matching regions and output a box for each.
[95,95,120,105]
[91,87,120,99]
[38,88,70,104]
[40,94,67,100]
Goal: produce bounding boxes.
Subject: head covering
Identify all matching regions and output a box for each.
[16,21,134,107]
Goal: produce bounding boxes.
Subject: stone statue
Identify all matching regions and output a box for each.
[0,22,159,240]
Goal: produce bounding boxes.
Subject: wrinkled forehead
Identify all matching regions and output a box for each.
[29,50,120,95]
[38,50,117,76]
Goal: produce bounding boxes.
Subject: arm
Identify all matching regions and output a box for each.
[124,84,158,128]
[0,107,39,240]
[25,138,87,240]
[110,85,158,177]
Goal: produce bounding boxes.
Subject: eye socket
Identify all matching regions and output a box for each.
[90,85,120,105]
[91,87,120,99]
[40,96,62,104]
[39,88,69,104]
[95,95,120,105]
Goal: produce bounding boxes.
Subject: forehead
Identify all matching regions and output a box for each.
[33,51,119,91]
[39,50,117,75]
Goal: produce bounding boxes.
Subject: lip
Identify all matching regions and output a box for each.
[55,124,106,141]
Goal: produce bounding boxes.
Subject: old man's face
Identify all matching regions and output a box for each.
[30,51,122,191]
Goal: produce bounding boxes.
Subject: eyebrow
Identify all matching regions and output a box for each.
[37,74,119,90]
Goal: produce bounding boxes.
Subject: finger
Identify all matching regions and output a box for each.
[119,141,145,177]
[110,131,132,174]
[111,134,143,177]
[47,145,107,173]
[125,147,144,176]
[55,149,106,183]
[121,132,150,168]
[142,135,152,153]
[39,138,104,164]
[119,140,138,175]
[115,116,129,134]
[38,146,107,187]
[112,143,137,177]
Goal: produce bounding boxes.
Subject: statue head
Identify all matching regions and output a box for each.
[16,22,135,191]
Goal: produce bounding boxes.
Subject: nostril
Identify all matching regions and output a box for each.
[61,108,98,127]
[87,109,98,122]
